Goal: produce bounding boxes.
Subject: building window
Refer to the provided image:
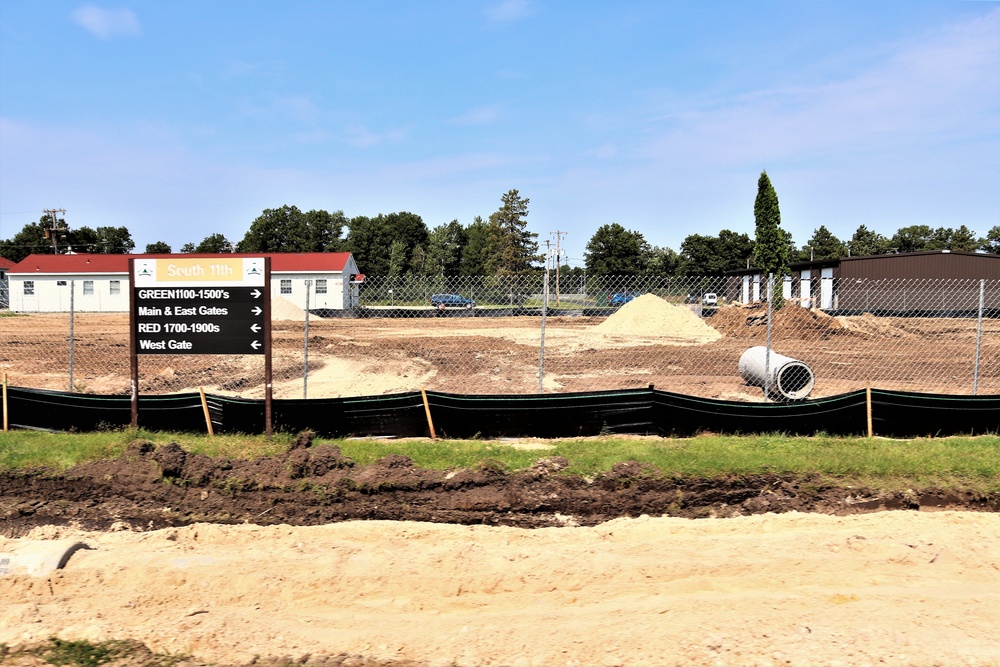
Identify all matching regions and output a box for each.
[110,280,121,295]
[315,279,327,294]
[24,281,34,295]
[280,279,292,295]
[83,280,94,295]
[56,280,67,286]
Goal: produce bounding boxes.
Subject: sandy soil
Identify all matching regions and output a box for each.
[3,298,998,399]
[3,512,999,667]
[2,300,999,666]
[2,438,999,666]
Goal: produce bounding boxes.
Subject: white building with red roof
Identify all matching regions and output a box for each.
[7,252,361,313]
[0,255,14,308]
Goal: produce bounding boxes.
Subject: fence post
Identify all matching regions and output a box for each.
[764,274,774,400]
[974,279,984,395]
[69,280,75,392]
[304,279,311,399]
[538,270,549,393]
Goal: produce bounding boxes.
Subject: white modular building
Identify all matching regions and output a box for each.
[7,252,362,313]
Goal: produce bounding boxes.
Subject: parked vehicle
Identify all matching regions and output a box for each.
[702,293,718,306]
[430,293,475,310]
[608,291,642,306]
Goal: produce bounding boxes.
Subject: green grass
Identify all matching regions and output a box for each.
[1,428,998,494]
[0,637,191,667]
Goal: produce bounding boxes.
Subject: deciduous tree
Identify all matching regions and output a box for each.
[645,245,680,276]
[425,220,468,276]
[345,212,429,275]
[678,230,753,275]
[0,216,63,262]
[194,233,234,253]
[237,205,346,253]
[584,223,649,275]
[460,217,490,276]
[144,241,172,253]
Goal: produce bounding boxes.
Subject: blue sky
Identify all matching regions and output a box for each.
[1,1,998,267]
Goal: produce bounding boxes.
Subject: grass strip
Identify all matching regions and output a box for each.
[1,429,997,493]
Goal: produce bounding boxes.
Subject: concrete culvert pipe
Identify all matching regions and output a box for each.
[738,346,815,401]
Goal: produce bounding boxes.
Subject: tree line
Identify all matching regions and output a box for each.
[3,183,998,276]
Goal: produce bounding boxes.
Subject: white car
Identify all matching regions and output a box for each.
[702,293,718,306]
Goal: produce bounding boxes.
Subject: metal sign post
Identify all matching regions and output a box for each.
[129,257,272,434]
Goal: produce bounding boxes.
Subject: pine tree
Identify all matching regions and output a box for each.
[752,171,789,307]
[483,190,542,275]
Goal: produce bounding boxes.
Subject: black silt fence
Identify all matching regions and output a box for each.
[3,386,998,439]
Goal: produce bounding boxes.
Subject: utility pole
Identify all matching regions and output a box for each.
[43,208,67,254]
[550,230,566,306]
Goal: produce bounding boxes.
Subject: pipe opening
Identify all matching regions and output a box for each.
[738,346,816,401]
[776,363,814,399]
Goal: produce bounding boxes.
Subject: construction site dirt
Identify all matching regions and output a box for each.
[2,299,998,399]
[2,304,1000,667]
[1,434,999,667]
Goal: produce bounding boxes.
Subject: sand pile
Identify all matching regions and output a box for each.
[270,296,307,321]
[595,293,721,342]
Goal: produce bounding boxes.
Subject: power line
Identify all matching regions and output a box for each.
[550,230,566,306]
[42,209,67,254]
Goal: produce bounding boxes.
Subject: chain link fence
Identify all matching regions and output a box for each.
[2,276,998,400]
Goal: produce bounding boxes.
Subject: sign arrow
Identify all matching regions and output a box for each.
[251,306,263,316]
[251,289,262,299]
[250,340,262,350]
[250,323,261,333]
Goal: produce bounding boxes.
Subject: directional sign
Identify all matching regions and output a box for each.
[131,257,269,355]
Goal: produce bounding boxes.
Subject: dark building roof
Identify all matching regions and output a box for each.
[727,250,1000,279]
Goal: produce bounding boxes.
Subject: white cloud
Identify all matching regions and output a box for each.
[449,105,502,126]
[344,125,406,148]
[71,5,140,39]
[486,0,534,23]
[639,7,1000,169]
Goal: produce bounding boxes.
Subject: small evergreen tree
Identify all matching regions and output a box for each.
[752,171,789,307]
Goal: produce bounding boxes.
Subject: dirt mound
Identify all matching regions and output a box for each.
[835,312,918,338]
[710,303,855,340]
[2,438,996,537]
[595,293,721,342]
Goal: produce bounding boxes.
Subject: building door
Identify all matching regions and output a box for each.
[820,268,834,309]
[799,271,811,308]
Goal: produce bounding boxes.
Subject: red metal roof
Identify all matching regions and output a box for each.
[9,252,355,275]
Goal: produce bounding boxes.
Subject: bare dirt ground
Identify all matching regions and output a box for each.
[2,302,999,666]
[2,298,998,399]
[1,437,1000,667]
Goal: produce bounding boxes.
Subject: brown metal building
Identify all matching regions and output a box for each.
[726,250,1000,314]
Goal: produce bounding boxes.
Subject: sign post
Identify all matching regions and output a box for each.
[129,257,272,435]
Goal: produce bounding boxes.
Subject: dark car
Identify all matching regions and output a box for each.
[608,291,642,306]
[430,293,476,310]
